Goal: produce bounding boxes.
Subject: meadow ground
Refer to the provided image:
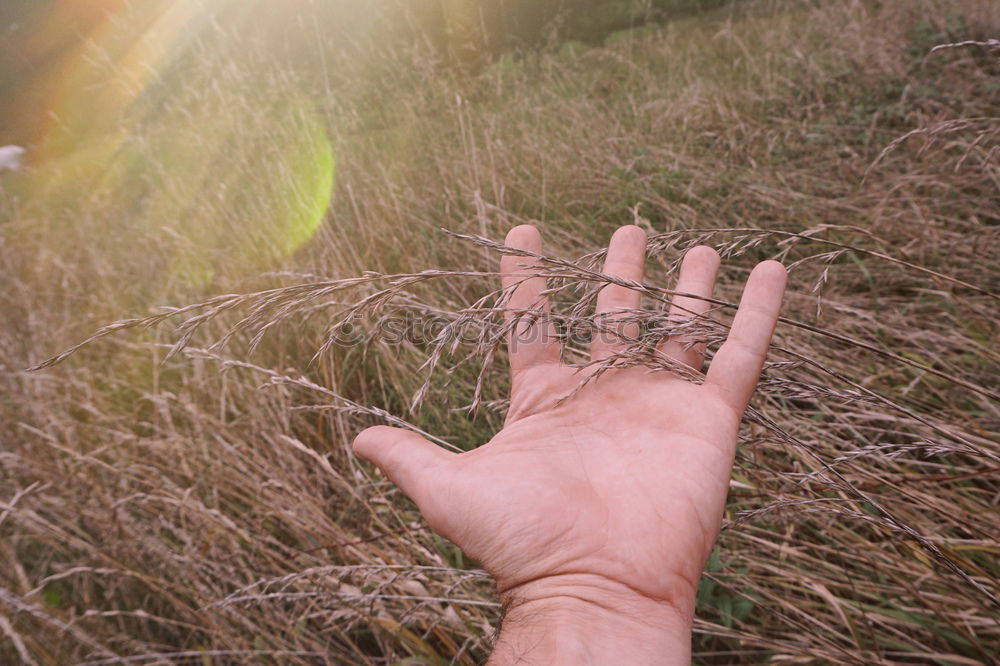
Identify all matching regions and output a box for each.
[1,0,998,663]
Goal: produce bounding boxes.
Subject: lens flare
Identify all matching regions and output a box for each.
[8,0,335,290]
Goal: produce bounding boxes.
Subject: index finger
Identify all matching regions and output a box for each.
[500,225,561,373]
[705,260,786,413]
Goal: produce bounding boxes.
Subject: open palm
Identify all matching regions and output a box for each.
[354,224,786,626]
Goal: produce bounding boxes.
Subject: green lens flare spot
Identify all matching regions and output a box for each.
[277,105,335,257]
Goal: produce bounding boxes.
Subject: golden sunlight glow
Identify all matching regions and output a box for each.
[11,0,335,289]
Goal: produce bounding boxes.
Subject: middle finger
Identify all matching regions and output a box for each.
[590,225,647,362]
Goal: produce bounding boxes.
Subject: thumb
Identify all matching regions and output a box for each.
[352,426,454,511]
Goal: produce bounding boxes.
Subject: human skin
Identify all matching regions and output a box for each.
[353,224,787,664]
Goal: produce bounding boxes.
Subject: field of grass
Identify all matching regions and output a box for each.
[1,0,998,663]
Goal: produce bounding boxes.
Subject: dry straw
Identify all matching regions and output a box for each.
[2,0,998,663]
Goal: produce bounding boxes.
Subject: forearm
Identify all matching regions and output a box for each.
[488,574,694,666]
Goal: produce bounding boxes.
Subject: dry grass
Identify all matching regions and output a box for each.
[1,0,998,663]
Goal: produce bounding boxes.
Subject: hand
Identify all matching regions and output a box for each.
[353,225,787,664]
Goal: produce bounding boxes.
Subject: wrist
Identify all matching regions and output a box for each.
[489,574,694,665]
